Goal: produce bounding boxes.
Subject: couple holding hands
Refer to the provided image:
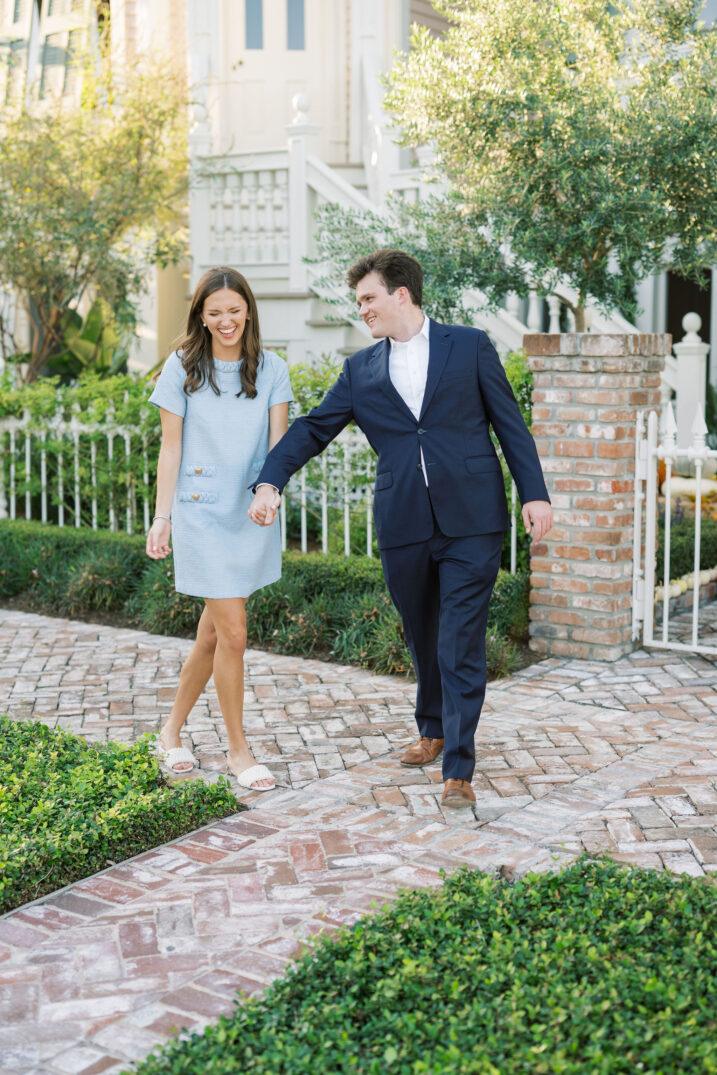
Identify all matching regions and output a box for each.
[146,250,551,808]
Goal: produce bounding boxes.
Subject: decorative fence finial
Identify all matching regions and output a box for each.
[291,93,311,125]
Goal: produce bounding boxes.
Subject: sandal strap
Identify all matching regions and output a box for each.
[161,746,196,769]
[234,763,275,789]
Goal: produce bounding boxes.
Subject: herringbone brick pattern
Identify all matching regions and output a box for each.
[1,607,717,1074]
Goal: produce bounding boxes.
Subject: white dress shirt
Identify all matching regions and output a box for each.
[389,316,430,484]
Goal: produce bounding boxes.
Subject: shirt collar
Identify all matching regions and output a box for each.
[390,316,429,349]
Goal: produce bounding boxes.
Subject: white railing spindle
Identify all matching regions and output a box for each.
[40,431,47,523]
[90,439,98,531]
[9,428,16,520]
[24,411,31,520]
[321,454,328,556]
[124,431,132,534]
[73,427,81,528]
[142,436,150,533]
[343,442,351,558]
[300,469,307,553]
[660,406,677,645]
[57,446,64,527]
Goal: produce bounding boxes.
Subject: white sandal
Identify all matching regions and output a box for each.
[232,763,276,791]
[156,743,197,773]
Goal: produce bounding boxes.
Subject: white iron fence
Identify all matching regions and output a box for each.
[633,404,717,656]
[0,398,519,567]
[0,405,156,534]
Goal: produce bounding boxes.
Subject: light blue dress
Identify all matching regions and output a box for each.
[149,350,294,599]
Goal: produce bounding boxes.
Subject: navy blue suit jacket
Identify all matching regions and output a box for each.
[254,319,549,550]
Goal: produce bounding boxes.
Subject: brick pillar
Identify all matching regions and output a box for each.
[524,333,669,662]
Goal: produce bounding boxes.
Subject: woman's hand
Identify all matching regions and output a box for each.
[146,518,172,559]
[248,485,281,526]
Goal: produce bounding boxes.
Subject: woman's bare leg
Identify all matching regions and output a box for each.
[204,596,272,789]
[159,605,217,770]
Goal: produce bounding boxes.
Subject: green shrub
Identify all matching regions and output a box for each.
[128,858,717,1075]
[0,715,240,914]
[488,570,530,642]
[59,544,146,618]
[656,511,717,580]
[0,524,36,596]
[127,559,205,636]
[0,521,529,677]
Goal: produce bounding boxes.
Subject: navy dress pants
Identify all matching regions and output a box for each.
[380,521,504,782]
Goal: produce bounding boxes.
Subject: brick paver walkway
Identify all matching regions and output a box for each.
[2,607,717,1074]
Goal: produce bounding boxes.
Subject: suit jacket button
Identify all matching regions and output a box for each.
[416,464,422,470]
[417,428,425,435]
[195,466,203,474]
[192,493,200,501]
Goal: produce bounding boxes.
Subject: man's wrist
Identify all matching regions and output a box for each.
[257,484,279,494]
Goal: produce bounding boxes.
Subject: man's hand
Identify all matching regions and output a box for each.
[248,484,281,527]
[522,500,553,542]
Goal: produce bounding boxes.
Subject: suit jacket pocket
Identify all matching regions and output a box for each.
[465,455,501,474]
[375,471,393,491]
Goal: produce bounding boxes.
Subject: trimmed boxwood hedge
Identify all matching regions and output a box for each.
[127,858,717,1075]
[0,716,240,914]
[0,520,529,679]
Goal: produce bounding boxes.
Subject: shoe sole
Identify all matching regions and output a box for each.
[441,796,475,809]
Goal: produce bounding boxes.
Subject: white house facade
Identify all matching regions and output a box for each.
[1,0,715,376]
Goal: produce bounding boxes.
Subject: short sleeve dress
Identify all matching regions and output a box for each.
[149,350,294,599]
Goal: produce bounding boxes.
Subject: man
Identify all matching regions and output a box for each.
[249,249,552,809]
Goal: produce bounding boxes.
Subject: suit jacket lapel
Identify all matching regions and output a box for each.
[368,338,418,425]
[419,320,453,420]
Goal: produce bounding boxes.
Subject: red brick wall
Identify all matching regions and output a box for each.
[524,333,669,661]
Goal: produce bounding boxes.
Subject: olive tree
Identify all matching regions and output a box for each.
[320,0,717,331]
[0,56,188,381]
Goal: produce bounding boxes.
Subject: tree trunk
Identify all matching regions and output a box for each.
[24,303,62,382]
[574,306,587,333]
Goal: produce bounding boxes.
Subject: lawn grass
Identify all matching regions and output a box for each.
[0,716,241,914]
[127,858,717,1075]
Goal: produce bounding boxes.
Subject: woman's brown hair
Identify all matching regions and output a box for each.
[175,267,263,398]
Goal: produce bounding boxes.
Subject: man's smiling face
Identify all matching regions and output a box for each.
[355,271,405,340]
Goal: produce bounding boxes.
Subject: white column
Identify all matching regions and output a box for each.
[673,313,711,449]
[187,0,217,287]
[286,94,320,293]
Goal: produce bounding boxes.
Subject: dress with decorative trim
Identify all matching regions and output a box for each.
[149,349,294,598]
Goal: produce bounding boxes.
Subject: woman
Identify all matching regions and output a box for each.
[146,267,293,791]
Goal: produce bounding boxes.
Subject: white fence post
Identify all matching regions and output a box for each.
[673,313,710,449]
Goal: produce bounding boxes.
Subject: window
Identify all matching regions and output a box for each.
[46,0,83,14]
[245,0,262,49]
[4,38,27,102]
[39,27,78,96]
[287,0,304,50]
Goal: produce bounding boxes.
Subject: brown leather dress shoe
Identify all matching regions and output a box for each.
[441,779,476,809]
[399,736,444,767]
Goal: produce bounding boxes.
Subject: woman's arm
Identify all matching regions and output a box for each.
[252,403,290,526]
[268,402,289,450]
[146,409,183,560]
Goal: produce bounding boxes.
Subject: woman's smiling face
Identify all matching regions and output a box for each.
[202,288,249,357]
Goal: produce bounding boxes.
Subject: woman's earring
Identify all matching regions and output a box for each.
[202,323,207,327]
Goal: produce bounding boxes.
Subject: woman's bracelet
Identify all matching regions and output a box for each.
[153,515,171,523]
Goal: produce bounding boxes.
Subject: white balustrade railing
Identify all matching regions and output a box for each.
[195,150,290,272]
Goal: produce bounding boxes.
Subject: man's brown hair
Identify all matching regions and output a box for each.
[346,249,423,307]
